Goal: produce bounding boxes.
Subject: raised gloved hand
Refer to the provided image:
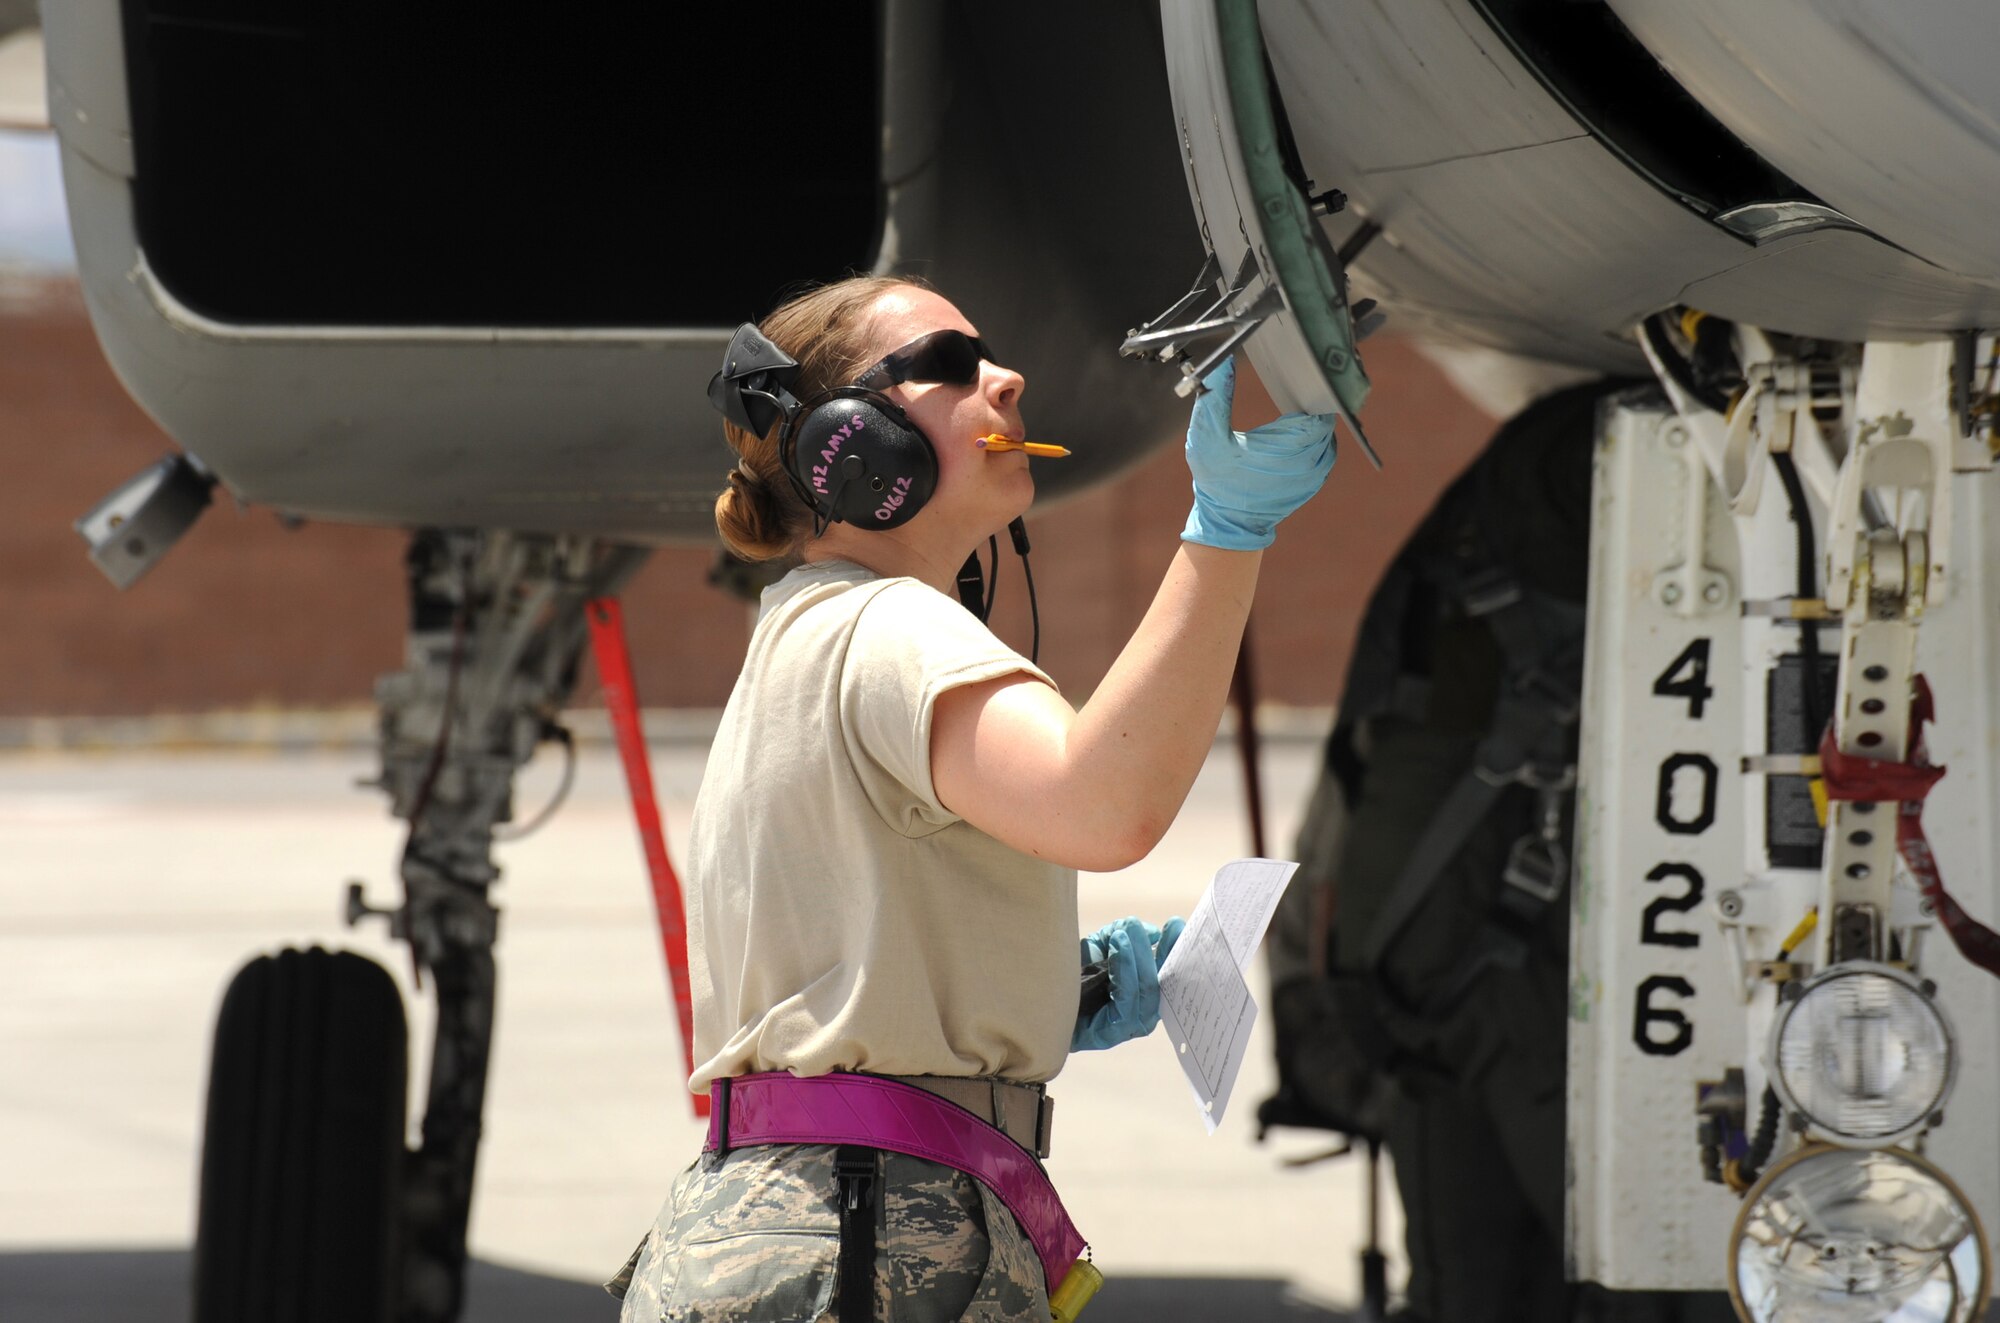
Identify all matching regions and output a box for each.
[1182,356,1337,551]
[1071,915,1187,1052]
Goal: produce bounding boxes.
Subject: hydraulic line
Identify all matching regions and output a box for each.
[1739,1086,1781,1185]
[492,725,577,842]
[406,556,472,835]
[1769,450,1826,743]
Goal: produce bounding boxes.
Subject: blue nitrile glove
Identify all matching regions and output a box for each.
[1071,915,1188,1052]
[1183,356,1337,550]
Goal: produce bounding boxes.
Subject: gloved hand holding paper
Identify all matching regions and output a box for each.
[1157,857,1300,1132]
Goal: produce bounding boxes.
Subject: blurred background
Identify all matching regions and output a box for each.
[2,243,1496,738]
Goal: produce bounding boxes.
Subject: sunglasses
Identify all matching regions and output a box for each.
[853,328,999,392]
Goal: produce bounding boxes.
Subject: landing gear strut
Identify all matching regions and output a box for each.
[192,529,648,1323]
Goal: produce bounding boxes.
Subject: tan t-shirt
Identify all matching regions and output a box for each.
[684,559,1079,1092]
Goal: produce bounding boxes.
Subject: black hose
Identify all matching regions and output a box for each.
[1642,313,1732,414]
[1770,450,1826,740]
[1741,1086,1781,1183]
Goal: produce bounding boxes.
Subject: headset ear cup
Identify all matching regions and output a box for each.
[788,390,937,530]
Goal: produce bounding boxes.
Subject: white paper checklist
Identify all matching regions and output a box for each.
[1156,857,1298,1132]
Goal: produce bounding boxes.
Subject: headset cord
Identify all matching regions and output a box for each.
[814,455,867,539]
[955,550,986,615]
[955,536,1001,622]
[982,535,999,620]
[1009,517,1039,664]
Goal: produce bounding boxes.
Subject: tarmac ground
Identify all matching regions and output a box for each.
[0,735,1395,1321]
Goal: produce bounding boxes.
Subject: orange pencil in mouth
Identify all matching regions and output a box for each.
[976,434,1071,458]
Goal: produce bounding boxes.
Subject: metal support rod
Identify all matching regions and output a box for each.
[1123,250,1257,365]
[1125,251,1224,346]
[1337,219,1383,268]
[1121,306,1271,354]
[1178,285,1285,397]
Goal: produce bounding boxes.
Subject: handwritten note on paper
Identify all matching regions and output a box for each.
[1205,857,1297,969]
[1157,857,1299,1132]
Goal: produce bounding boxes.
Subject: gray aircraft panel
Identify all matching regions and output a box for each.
[1260,0,1734,372]
[1346,138,1744,360]
[39,2,130,178]
[1677,229,2000,341]
[1612,0,2000,283]
[1253,0,2000,374]
[1266,0,1586,164]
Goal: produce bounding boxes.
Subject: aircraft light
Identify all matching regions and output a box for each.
[1729,1145,1988,1323]
[1768,962,1954,1147]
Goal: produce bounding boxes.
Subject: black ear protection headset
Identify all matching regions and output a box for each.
[706,321,1040,658]
[707,323,937,534]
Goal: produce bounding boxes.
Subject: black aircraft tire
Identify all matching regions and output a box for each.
[193,946,409,1323]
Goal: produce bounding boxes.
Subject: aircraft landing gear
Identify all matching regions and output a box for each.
[191,529,648,1323]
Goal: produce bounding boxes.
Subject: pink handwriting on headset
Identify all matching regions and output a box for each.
[873,476,913,521]
[810,416,866,496]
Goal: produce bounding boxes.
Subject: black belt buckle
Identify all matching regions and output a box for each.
[834,1147,877,1211]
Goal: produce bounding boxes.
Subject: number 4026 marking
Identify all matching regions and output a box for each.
[1628,638,1717,1057]
[1652,639,1714,719]
[1633,974,1695,1056]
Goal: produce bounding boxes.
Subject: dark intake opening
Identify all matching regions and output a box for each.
[121,2,883,326]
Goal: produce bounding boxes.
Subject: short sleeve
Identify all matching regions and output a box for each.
[838,580,1055,835]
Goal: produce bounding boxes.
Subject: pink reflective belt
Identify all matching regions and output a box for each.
[706,1071,1087,1292]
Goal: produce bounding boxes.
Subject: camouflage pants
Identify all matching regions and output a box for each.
[608,1143,1049,1323]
